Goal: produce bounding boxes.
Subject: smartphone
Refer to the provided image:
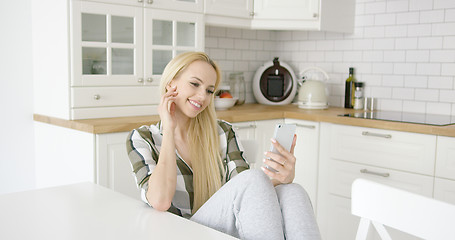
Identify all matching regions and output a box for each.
[264,123,296,172]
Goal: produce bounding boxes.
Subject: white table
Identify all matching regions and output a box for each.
[0,182,238,240]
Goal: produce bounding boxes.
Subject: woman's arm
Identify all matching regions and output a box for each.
[146,86,179,211]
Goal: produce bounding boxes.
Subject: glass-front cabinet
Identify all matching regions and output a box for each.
[72,1,203,87]
[144,9,204,85]
[72,1,143,86]
[65,0,204,119]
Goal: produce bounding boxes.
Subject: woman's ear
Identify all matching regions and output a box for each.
[166,80,176,90]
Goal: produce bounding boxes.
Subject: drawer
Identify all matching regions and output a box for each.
[434,177,455,205]
[329,124,436,175]
[327,159,434,199]
[435,136,455,180]
[72,86,160,108]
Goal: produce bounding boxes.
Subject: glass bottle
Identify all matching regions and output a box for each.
[353,82,365,110]
[344,67,355,108]
[229,72,246,105]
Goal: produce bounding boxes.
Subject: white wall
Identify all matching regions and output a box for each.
[0,0,35,194]
[206,0,455,116]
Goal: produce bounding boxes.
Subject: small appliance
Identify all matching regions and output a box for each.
[253,57,297,105]
[297,67,329,109]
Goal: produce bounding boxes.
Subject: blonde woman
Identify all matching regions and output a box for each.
[127,52,320,240]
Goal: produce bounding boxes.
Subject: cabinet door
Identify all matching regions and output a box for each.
[144,9,204,85]
[255,119,284,159]
[253,0,319,20]
[72,1,144,86]
[285,119,319,209]
[434,177,455,205]
[204,0,253,18]
[232,121,258,168]
[97,132,141,200]
[435,136,455,181]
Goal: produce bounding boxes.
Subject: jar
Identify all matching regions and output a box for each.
[229,72,246,105]
[353,82,364,110]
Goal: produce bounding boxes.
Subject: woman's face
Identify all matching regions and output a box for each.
[169,60,217,118]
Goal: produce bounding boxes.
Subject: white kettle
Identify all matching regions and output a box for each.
[297,67,329,109]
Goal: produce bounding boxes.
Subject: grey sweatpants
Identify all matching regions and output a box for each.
[190,169,321,240]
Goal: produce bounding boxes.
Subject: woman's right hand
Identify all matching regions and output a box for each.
[158,85,178,132]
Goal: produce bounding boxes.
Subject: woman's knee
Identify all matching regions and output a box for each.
[276,183,311,202]
[237,169,273,188]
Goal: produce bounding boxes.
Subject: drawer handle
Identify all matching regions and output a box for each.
[93,94,100,100]
[147,77,153,83]
[138,78,144,83]
[296,123,316,129]
[362,131,392,139]
[235,124,256,130]
[360,169,390,178]
[147,0,153,3]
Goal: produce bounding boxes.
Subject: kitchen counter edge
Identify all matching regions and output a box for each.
[33,104,455,137]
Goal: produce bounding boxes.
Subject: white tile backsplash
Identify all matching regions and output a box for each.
[205,0,455,116]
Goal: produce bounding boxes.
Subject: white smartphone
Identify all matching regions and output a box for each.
[264,123,296,172]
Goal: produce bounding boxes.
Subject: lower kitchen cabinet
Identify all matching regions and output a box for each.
[285,119,319,210]
[97,132,140,199]
[317,122,436,240]
[34,121,141,200]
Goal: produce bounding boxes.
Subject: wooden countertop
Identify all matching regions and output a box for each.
[33,104,455,137]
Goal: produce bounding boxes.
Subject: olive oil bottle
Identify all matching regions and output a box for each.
[344,67,355,108]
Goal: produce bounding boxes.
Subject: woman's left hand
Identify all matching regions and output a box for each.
[261,134,297,186]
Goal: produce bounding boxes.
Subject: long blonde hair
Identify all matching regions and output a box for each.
[159,52,223,213]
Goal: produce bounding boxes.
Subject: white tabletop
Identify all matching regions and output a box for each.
[0,182,238,240]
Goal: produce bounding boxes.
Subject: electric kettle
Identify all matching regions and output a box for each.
[297,67,329,109]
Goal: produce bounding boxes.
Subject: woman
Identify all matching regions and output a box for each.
[126,52,320,240]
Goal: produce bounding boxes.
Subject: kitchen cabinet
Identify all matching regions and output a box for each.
[232,119,320,209]
[204,0,355,32]
[82,0,204,13]
[317,123,436,240]
[34,121,141,199]
[434,136,455,205]
[33,0,204,120]
[285,119,319,209]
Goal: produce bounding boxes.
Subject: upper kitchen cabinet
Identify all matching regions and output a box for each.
[205,0,356,32]
[33,0,204,120]
[72,1,143,86]
[144,9,204,85]
[204,0,254,27]
[82,0,203,13]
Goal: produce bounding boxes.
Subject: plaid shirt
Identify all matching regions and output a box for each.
[126,120,250,218]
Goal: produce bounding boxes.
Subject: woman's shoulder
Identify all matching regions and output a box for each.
[128,123,162,142]
[216,119,234,134]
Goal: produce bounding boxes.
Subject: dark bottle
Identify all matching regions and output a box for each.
[344,67,355,108]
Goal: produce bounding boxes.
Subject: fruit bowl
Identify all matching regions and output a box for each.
[214,97,237,110]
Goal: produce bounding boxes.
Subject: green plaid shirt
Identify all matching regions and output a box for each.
[126,120,250,218]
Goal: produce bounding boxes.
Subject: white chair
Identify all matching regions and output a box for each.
[351,178,455,240]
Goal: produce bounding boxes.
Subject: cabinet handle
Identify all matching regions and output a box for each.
[249,12,255,17]
[360,169,390,178]
[147,0,153,4]
[313,13,318,18]
[235,124,256,130]
[362,131,392,139]
[138,78,144,83]
[147,77,153,83]
[296,123,316,129]
[93,94,100,100]
[138,0,143,2]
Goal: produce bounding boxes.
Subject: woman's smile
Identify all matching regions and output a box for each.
[188,99,202,110]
